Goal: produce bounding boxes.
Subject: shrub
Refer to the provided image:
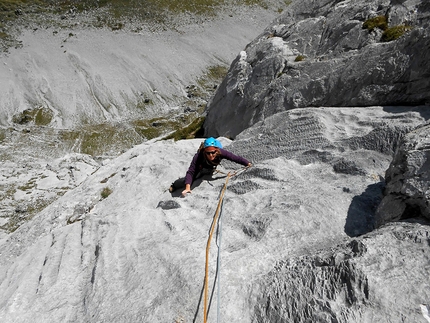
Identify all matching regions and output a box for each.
[381,25,412,42]
[363,16,388,32]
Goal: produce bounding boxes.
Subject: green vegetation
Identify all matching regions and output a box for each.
[131,117,170,140]
[381,25,412,42]
[363,15,412,42]
[100,186,112,199]
[58,110,204,156]
[0,128,6,142]
[363,15,388,32]
[53,63,225,156]
[205,65,228,80]
[196,65,228,90]
[35,107,54,125]
[12,107,53,126]
[1,0,282,39]
[163,116,205,141]
[294,54,305,62]
[60,122,138,156]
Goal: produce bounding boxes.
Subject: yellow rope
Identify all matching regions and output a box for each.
[202,165,250,322]
[203,172,231,323]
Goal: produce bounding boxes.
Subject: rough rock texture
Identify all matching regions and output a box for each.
[1,1,430,322]
[0,152,100,232]
[204,0,430,138]
[375,123,430,226]
[1,107,430,323]
[252,223,430,323]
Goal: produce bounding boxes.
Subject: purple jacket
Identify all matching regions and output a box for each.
[185,148,250,185]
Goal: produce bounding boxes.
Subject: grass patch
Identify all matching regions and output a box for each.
[206,65,228,80]
[163,116,205,141]
[100,186,112,199]
[131,118,167,140]
[195,64,228,98]
[363,15,412,42]
[60,122,142,156]
[12,107,53,125]
[1,0,282,35]
[294,54,305,62]
[363,15,388,32]
[56,63,223,155]
[0,128,6,142]
[35,107,54,125]
[59,110,203,156]
[381,25,412,42]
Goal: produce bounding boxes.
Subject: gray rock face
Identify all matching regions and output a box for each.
[252,222,430,323]
[204,0,430,138]
[376,123,430,226]
[0,107,429,323]
[0,4,285,129]
[1,1,430,322]
[227,106,430,237]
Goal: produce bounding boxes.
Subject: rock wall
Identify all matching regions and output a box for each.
[376,122,430,226]
[203,0,430,138]
[251,222,430,323]
[1,1,430,322]
[1,107,429,323]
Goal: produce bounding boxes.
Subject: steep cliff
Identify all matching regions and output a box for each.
[204,0,430,138]
[1,1,430,322]
[376,123,430,226]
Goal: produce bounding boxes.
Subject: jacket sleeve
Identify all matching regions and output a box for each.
[185,153,199,185]
[219,149,250,166]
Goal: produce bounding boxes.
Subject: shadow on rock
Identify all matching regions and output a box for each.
[345,182,385,237]
[382,106,430,120]
[169,174,228,197]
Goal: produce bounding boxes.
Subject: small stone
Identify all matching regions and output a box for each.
[157,200,181,210]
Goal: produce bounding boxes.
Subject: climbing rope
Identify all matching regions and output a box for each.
[204,172,230,323]
[203,165,250,323]
[216,192,224,323]
[214,164,251,178]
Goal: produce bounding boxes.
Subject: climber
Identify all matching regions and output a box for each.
[169,137,252,197]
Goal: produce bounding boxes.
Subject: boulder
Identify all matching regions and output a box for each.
[376,123,430,226]
[204,0,430,138]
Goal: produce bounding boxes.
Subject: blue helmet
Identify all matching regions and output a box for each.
[203,137,222,149]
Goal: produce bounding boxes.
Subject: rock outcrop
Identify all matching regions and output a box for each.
[252,222,430,323]
[1,107,429,323]
[204,0,430,138]
[376,122,430,227]
[1,1,430,322]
